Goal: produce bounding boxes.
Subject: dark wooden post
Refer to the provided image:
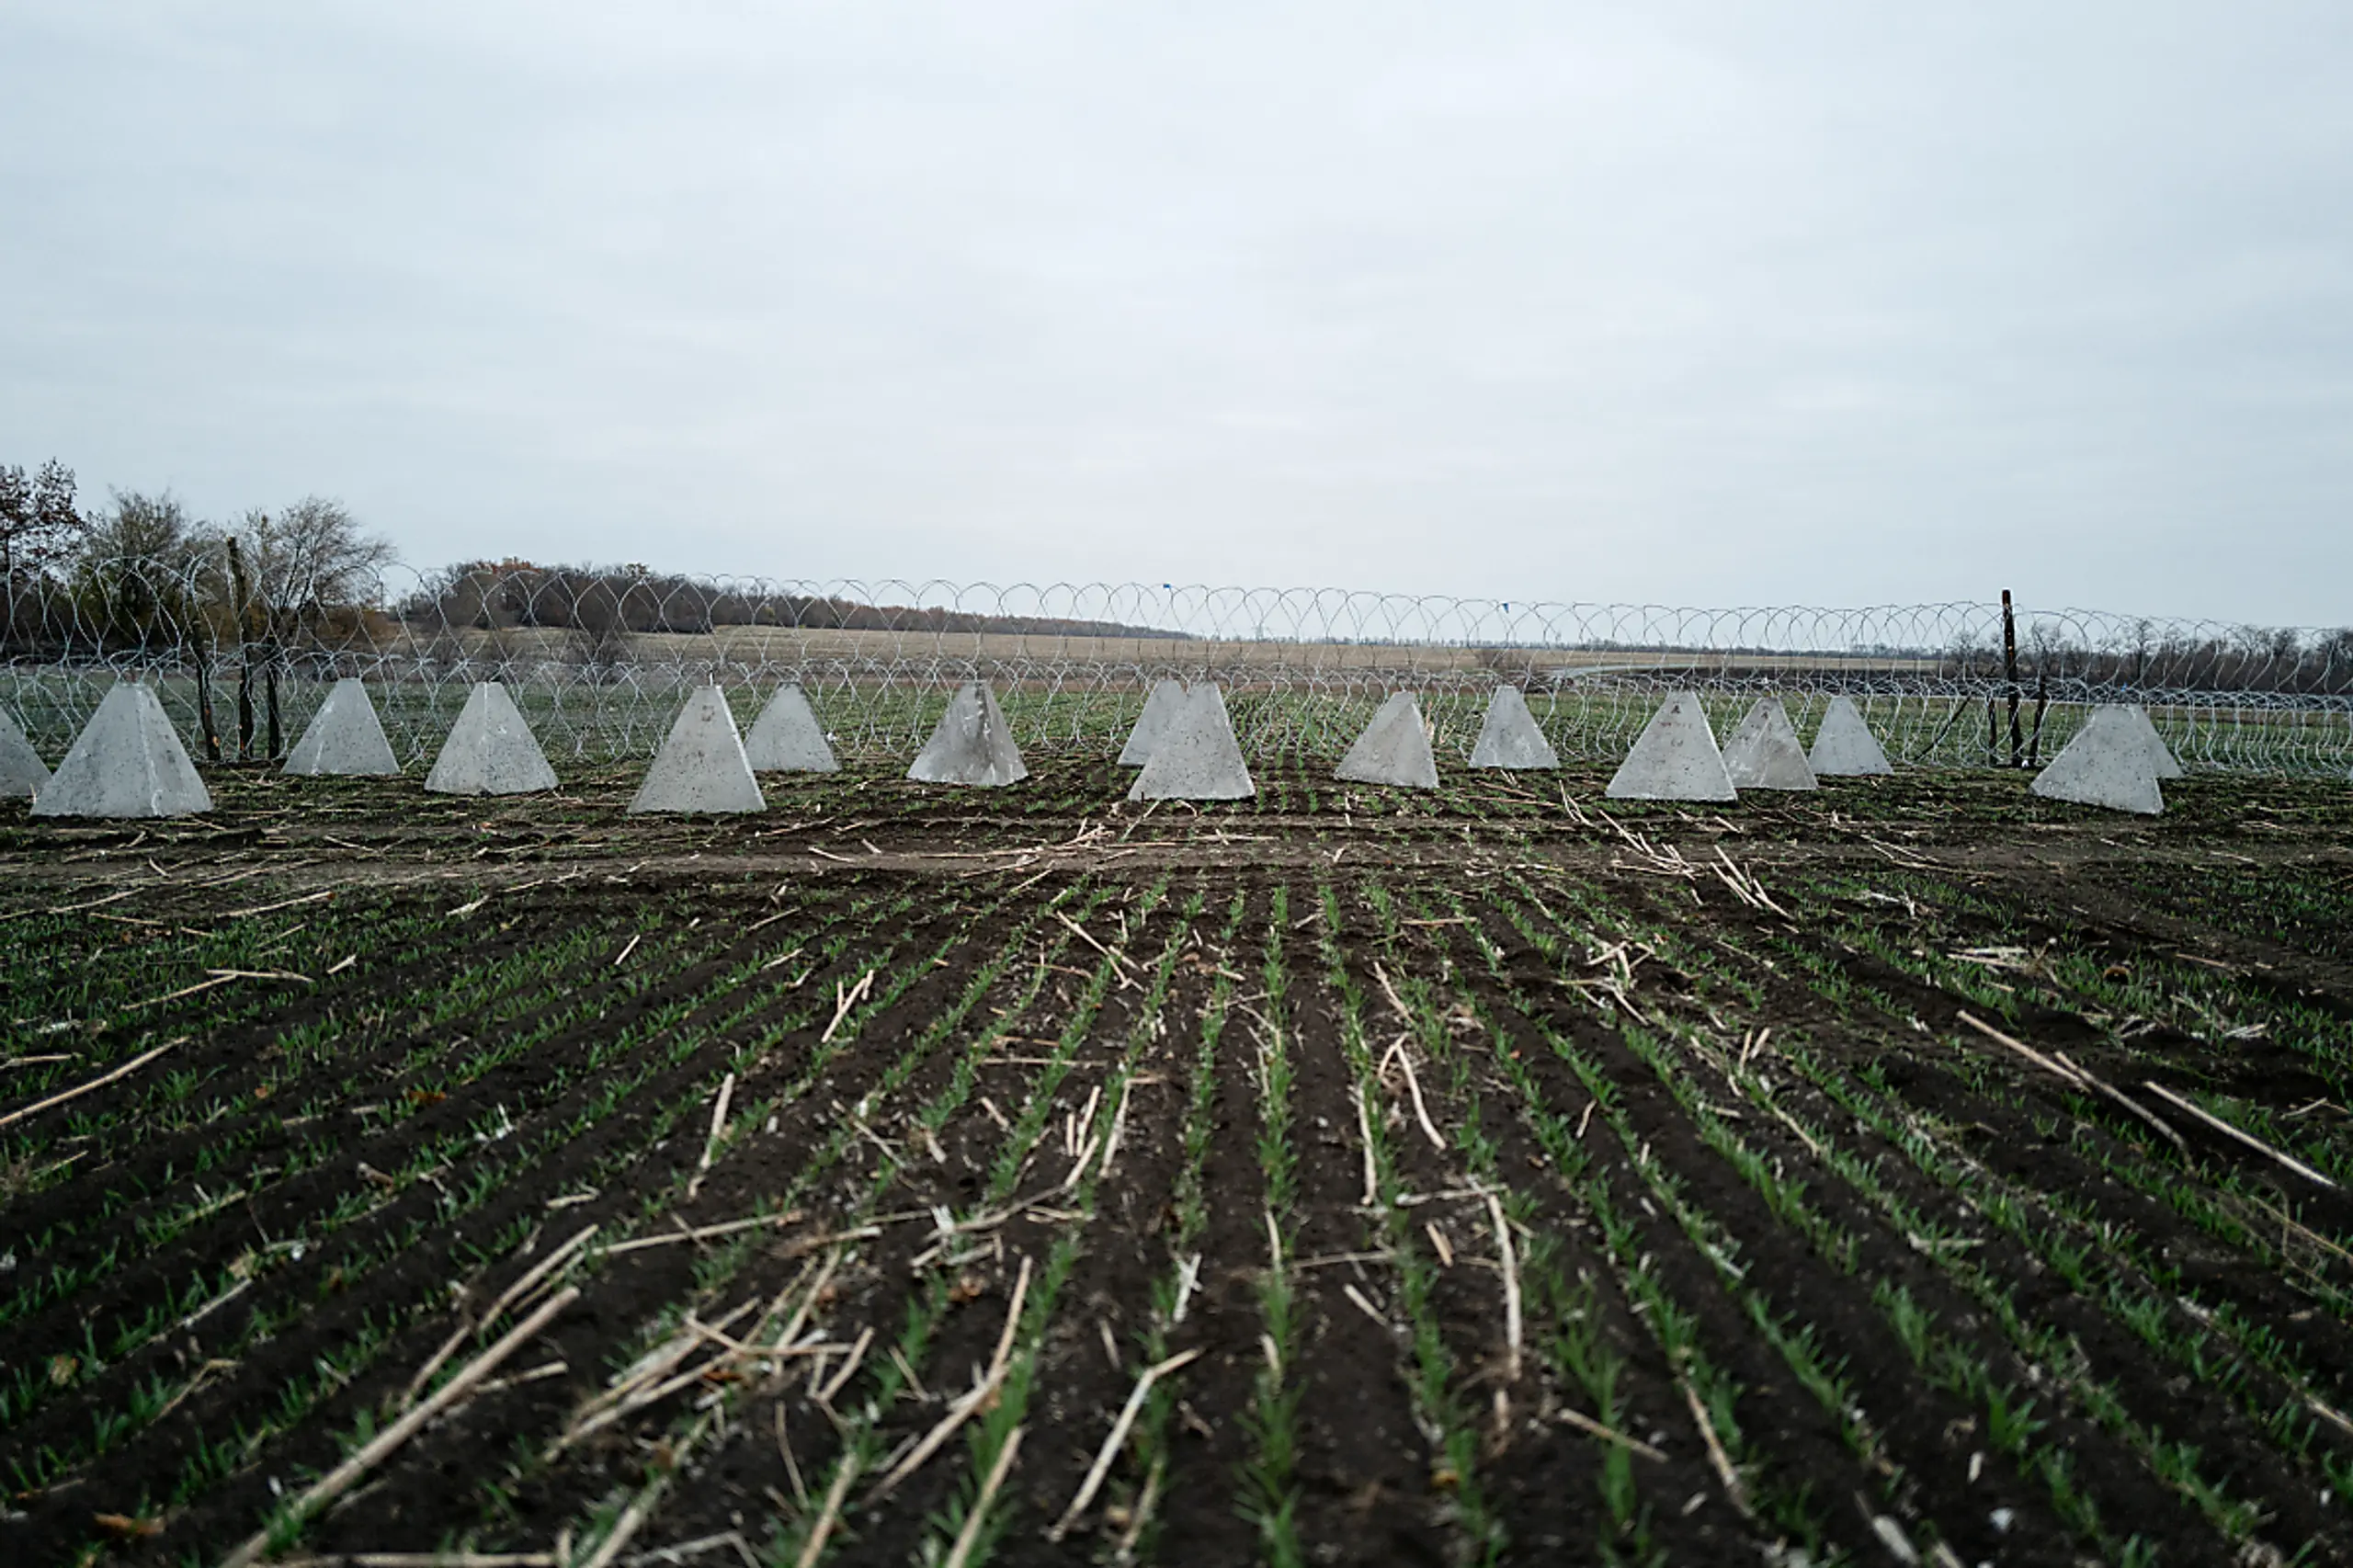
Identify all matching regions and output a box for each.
[228,537,255,760]
[2002,588,2022,767]
[193,653,222,761]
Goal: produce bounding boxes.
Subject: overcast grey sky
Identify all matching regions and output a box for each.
[4,3,2348,623]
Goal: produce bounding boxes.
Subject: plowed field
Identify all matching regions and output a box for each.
[6,761,2353,1568]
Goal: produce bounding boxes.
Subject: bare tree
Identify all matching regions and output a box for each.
[212,497,397,756]
[222,497,397,639]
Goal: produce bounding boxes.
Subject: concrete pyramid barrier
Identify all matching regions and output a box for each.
[1808,696,1893,777]
[424,682,559,796]
[631,686,767,813]
[1469,685,1559,769]
[0,709,50,798]
[909,681,1029,787]
[2122,706,2185,779]
[1336,691,1439,789]
[1119,679,1188,766]
[282,678,402,777]
[1722,698,1818,791]
[2030,705,2163,815]
[31,681,212,818]
[1605,691,1736,801]
[745,684,838,773]
[1130,684,1254,801]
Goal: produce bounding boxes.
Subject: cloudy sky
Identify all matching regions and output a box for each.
[4,2,2348,624]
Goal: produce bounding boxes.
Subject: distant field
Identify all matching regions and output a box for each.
[6,655,2349,779]
[5,762,2353,1566]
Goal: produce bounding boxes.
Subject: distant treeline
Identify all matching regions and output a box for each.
[399,562,1184,642]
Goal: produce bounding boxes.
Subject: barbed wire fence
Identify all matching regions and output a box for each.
[4,560,2351,778]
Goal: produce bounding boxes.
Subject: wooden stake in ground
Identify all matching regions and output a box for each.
[220,1288,578,1568]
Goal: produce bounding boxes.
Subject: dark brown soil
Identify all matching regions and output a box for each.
[4,760,2352,1567]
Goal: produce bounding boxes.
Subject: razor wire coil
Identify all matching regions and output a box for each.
[4,561,2349,777]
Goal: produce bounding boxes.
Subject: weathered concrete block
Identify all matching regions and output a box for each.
[0,709,50,798]
[1722,698,1818,790]
[2122,706,2185,779]
[1807,696,1893,777]
[1129,684,1254,801]
[1605,691,1736,801]
[424,683,559,796]
[745,684,838,773]
[32,681,212,818]
[2030,705,2163,815]
[282,678,402,777]
[909,682,1028,787]
[1337,692,1440,789]
[631,686,766,813]
[1470,686,1560,770]
[1119,680,1188,766]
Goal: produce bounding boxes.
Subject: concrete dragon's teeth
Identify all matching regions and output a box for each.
[1606,691,1737,801]
[1808,696,1893,777]
[2031,705,2164,815]
[909,681,1029,787]
[32,681,212,818]
[1128,684,1254,801]
[0,708,50,798]
[744,684,838,773]
[2120,705,2185,780]
[1469,685,1559,770]
[425,683,560,796]
[282,678,402,777]
[1336,692,1440,789]
[631,686,766,813]
[1119,679,1188,767]
[1722,698,1818,791]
